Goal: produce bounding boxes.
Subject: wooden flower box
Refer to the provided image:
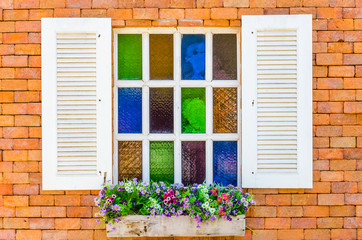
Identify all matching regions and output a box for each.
[106,215,245,237]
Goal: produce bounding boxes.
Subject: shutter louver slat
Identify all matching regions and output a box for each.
[242,15,312,188]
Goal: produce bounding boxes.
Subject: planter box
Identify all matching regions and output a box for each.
[106,215,245,237]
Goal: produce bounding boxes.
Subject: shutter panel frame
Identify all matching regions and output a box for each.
[42,18,112,190]
[242,15,313,188]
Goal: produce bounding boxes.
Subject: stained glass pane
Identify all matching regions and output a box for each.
[118,88,142,133]
[213,141,237,186]
[150,88,173,133]
[213,34,237,80]
[150,34,173,80]
[213,88,238,133]
[181,35,205,80]
[182,141,206,185]
[118,34,142,80]
[118,141,142,181]
[150,141,174,183]
[181,88,205,133]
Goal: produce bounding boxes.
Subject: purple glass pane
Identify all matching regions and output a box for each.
[213,34,237,80]
[213,141,237,186]
[150,88,174,133]
[182,141,206,185]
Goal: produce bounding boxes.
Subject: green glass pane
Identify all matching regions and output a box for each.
[118,34,142,80]
[150,141,174,183]
[181,88,205,133]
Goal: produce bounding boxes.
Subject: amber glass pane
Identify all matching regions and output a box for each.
[182,141,206,185]
[118,34,142,80]
[118,141,142,181]
[150,34,173,80]
[213,88,237,133]
[150,88,173,133]
[150,141,174,183]
[213,34,237,80]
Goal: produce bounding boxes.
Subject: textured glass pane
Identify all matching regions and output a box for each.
[118,88,142,133]
[213,88,238,133]
[182,141,206,185]
[150,88,173,133]
[213,34,237,80]
[150,141,174,183]
[181,88,205,133]
[150,34,173,80]
[181,35,205,80]
[118,141,142,181]
[118,34,142,80]
[213,141,237,186]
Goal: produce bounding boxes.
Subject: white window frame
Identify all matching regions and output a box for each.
[113,27,241,186]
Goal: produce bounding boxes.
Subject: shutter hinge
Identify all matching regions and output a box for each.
[103,172,107,183]
[252,100,255,106]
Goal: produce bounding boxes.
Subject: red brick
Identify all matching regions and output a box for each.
[42,230,67,240]
[328,42,353,53]
[13,184,39,195]
[197,0,222,7]
[3,173,29,184]
[81,9,106,17]
[331,229,356,240]
[15,68,41,79]
[29,218,55,229]
[106,9,132,19]
[16,230,41,240]
[330,206,355,217]
[169,0,195,7]
[0,0,14,9]
[29,9,53,20]
[344,102,362,113]
[317,78,343,89]
[3,218,29,229]
[317,217,344,228]
[345,171,362,181]
[54,8,80,17]
[185,9,210,19]
[313,90,329,101]
[0,184,13,195]
[291,194,317,205]
[3,33,28,43]
[29,56,41,67]
[250,0,276,7]
[0,68,15,79]
[343,7,362,18]
[65,0,91,8]
[29,33,41,43]
[178,19,203,26]
[251,206,276,217]
[344,54,362,65]
[316,53,343,65]
[344,31,362,42]
[291,218,316,228]
[238,8,264,17]
[0,162,12,172]
[313,42,327,53]
[2,80,27,90]
[345,193,362,204]
[318,31,344,42]
[0,207,16,217]
[356,43,362,54]
[330,160,356,170]
[152,19,177,27]
[159,9,184,19]
[276,206,303,217]
[265,195,291,206]
[344,78,362,89]
[344,217,361,228]
[55,218,80,230]
[305,229,330,240]
[303,0,329,6]
[317,7,342,18]
[0,22,16,32]
[133,8,158,19]
[277,0,302,7]
[3,127,28,138]
[329,66,355,77]
[321,170,344,181]
[41,207,66,218]
[39,0,65,8]
[145,0,169,7]
[303,206,329,217]
[15,21,40,32]
[66,207,91,217]
[211,8,237,19]
[30,195,54,206]
[318,194,345,205]
[316,126,342,137]
[331,136,356,147]
[264,8,290,15]
[318,102,343,113]
[0,139,13,149]
[0,230,15,240]
[3,196,28,207]
[67,230,93,240]
[15,115,41,127]
[126,20,151,27]
[16,207,40,217]
[3,150,27,161]
[0,45,15,55]
[265,218,291,229]
[55,195,80,206]
[204,20,229,26]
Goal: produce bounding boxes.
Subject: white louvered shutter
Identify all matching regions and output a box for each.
[42,18,112,190]
[242,15,312,188]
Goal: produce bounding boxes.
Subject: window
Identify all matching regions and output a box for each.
[42,15,312,190]
[114,28,241,186]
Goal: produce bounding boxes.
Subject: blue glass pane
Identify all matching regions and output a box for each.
[118,88,142,133]
[181,35,205,80]
[213,141,237,186]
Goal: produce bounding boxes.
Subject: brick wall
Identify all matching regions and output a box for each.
[0,0,361,239]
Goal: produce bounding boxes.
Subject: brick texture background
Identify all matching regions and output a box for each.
[0,0,361,239]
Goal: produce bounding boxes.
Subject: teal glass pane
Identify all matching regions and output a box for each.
[118,34,142,80]
[181,88,205,133]
[150,141,174,183]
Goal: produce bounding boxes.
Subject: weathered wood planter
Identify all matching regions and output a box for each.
[106,215,245,237]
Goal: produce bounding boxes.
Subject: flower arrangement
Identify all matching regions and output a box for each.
[95,178,255,229]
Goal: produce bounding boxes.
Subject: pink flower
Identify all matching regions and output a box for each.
[218,210,225,216]
[217,197,222,203]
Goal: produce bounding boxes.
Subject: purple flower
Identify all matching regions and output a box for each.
[156,188,161,194]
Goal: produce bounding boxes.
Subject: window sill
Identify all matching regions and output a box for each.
[106,215,245,237]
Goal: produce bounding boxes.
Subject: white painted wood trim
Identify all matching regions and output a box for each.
[242,15,313,188]
[107,215,245,237]
[42,18,112,190]
[115,28,241,185]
